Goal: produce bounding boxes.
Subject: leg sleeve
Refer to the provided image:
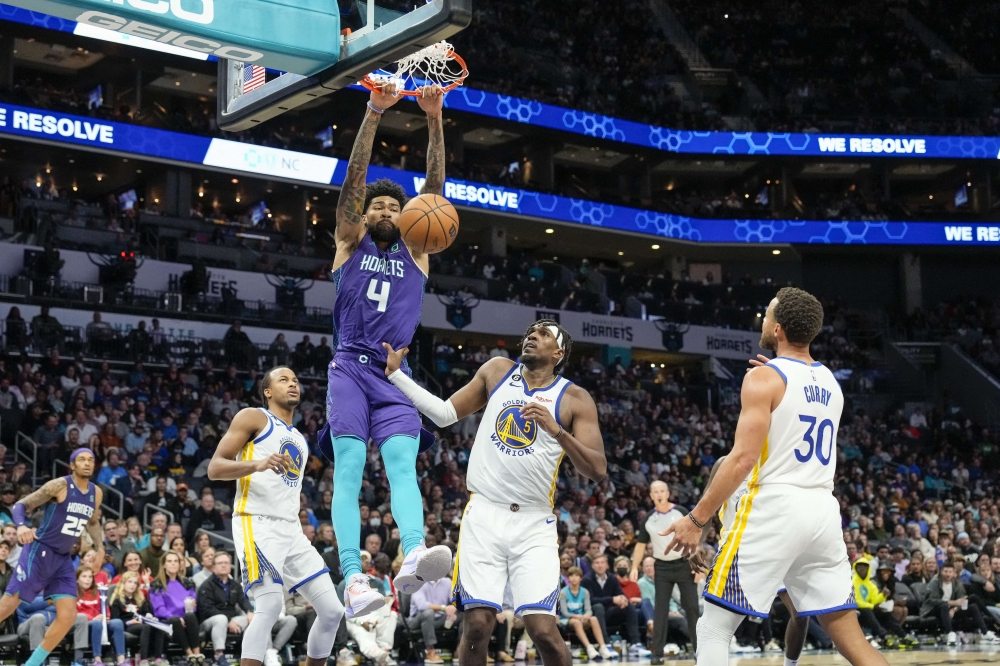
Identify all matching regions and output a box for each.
[380,435,424,556]
[332,435,367,579]
[297,567,345,661]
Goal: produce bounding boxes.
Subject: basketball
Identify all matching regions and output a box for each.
[398,193,459,254]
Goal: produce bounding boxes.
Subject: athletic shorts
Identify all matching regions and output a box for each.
[704,484,855,618]
[234,514,329,596]
[324,353,421,447]
[452,495,561,617]
[6,541,77,600]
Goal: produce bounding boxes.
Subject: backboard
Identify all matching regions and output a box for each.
[217,0,472,132]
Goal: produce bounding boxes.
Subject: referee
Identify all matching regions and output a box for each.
[630,480,700,662]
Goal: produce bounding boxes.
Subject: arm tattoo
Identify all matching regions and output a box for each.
[18,477,66,512]
[421,114,445,196]
[336,110,381,232]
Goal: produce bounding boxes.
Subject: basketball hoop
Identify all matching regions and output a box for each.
[360,41,468,97]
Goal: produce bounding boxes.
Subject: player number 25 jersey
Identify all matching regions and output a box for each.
[468,365,573,507]
[755,357,844,491]
[235,408,308,522]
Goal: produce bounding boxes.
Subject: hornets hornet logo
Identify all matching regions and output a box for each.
[15,564,25,582]
[493,404,537,451]
[279,438,303,488]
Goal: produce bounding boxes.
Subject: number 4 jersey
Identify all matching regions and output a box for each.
[37,476,97,555]
[757,357,844,490]
[331,232,426,367]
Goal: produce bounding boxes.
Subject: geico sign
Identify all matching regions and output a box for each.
[102,0,214,24]
[76,10,264,62]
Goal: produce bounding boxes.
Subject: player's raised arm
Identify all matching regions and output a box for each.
[207,408,292,481]
[520,385,607,482]
[383,343,506,425]
[417,85,446,197]
[334,84,404,264]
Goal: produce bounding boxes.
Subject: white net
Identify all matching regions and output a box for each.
[365,41,467,92]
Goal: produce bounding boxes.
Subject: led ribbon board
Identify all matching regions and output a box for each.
[2,102,1000,246]
[1,0,340,74]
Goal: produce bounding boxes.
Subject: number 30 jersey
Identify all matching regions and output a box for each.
[36,476,96,555]
[757,357,844,491]
[332,232,426,366]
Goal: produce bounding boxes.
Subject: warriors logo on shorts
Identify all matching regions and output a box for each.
[279,438,304,486]
[494,405,536,450]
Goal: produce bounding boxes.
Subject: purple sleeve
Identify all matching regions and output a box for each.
[150,590,168,619]
[12,503,26,527]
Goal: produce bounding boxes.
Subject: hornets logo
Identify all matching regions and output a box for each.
[279,439,303,487]
[494,405,537,450]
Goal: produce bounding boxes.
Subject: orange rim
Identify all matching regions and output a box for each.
[360,50,468,97]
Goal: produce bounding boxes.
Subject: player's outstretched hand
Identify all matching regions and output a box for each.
[256,453,293,475]
[659,516,700,560]
[16,525,34,545]
[383,343,409,376]
[417,84,445,117]
[370,81,403,112]
[746,354,771,373]
[519,402,559,437]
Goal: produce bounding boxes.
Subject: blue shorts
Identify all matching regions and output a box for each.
[6,541,77,600]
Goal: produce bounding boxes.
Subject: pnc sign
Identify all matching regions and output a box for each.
[4,0,342,74]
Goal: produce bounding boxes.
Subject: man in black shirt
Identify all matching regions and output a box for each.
[582,554,640,651]
[185,492,226,545]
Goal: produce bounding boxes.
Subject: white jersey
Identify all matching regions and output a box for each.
[718,476,750,539]
[235,408,308,522]
[467,364,572,507]
[755,357,844,490]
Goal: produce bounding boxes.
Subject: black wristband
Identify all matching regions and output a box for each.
[688,513,706,529]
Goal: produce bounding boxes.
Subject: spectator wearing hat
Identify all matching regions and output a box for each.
[890,547,910,581]
[957,532,981,564]
[605,531,628,562]
[124,421,149,456]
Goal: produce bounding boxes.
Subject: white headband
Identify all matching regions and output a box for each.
[545,325,564,351]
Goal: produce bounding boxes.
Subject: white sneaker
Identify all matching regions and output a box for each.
[628,644,650,658]
[663,644,680,656]
[585,645,599,661]
[393,544,453,595]
[373,650,389,666]
[764,639,781,652]
[984,630,1000,644]
[598,645,617,661]
[344,573,385,618]
[947,631,958,645]
[263,649,281,666]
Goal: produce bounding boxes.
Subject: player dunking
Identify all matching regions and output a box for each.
[0,448,103,666]
[321,81,452,617]
[208,367,344,666]
[383,320,607,666]
[662,287,888,666]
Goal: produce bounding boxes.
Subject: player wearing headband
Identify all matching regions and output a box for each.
[383,319,607,666]
[0,448,103,666]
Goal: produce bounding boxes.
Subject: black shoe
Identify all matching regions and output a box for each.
[650,658,663,665]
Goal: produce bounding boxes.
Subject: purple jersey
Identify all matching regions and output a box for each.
[35,476,96,555]
[332,233,426,365]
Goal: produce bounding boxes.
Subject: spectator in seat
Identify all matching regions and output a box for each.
[33,413,62,475]
[852,557,906,647]
[103,520,134,572]
[312,336,333,376]
[614,556,652,637]
[407,573,459,664]
[186,492,225,545]
[139,527,167,578]
[560,566,613,661]
[285,587,317,644]
[292,335,314,374]
[112,551,154,593]
[76,566,127,665]
[223,321,254,368]
[97,449,128,488]
[920,561,995,644]
[143,475,181,520]
[66,408,99,445]
[197,551,254,663]
[192,548,216,590]
[17,595,90,664]
[582,554,640,653]
[110,571,165,663]
[150,551,203,662]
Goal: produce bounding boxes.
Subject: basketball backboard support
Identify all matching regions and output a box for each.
[217,0,471,132]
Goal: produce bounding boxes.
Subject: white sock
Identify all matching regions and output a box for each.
[784,659,799,666]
